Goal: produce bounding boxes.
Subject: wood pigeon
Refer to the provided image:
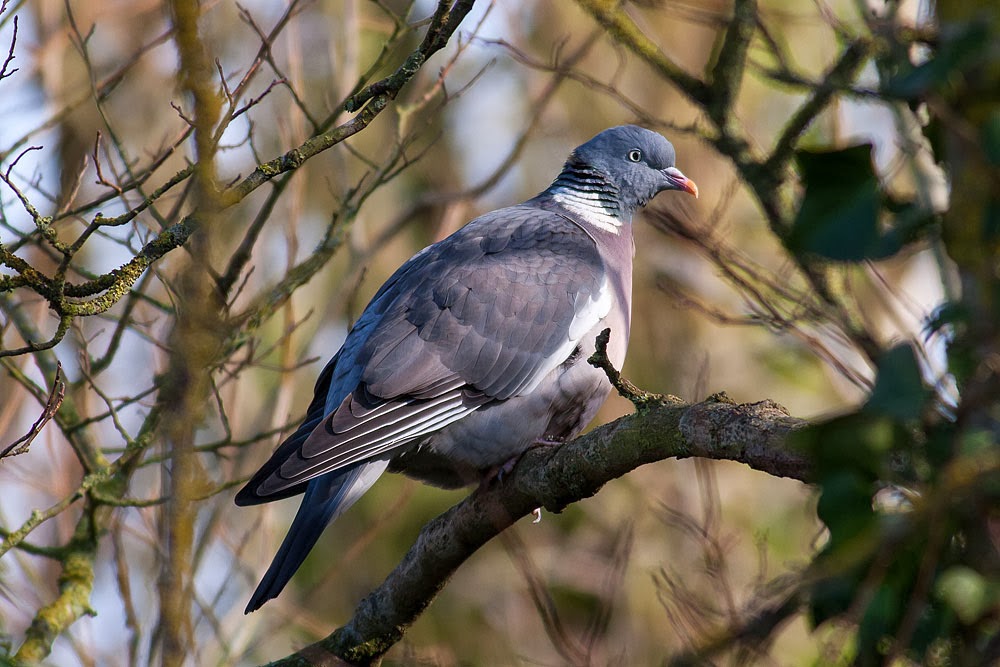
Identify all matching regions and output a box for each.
[235,125,698,613]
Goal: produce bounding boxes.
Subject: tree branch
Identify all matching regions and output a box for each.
[264,396,809,666]
[706,0,756,127]
[0,362,64,459]
[0,0,479,333]
[573,0,710,108]
[343,0,476,113]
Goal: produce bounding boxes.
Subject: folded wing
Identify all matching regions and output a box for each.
[236,206,609,502]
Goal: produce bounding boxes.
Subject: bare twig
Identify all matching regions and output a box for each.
[235,1,318,132]
[344,0,476,112]
[0,13,17,81]
[0,362,65,459]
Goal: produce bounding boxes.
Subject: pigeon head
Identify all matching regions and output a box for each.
[548,125,698,231]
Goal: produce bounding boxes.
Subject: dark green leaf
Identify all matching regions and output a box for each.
[787,145,931,261]
[816,471,876,546]
[882,198,937,249]
[925,301,976,388]
[788,145,883,261]
[982,111,1000,167]
[908,600,954,659]
[793,412,897,480]
[883,21,990,99]
[865,344,929,422]
[810,571,862,627]
[925,423,956,469]
[857,584,901,665]
[985,198,1000,245]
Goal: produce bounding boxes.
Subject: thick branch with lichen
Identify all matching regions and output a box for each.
[157,1,225,664]
[264,397,809,666]
[14,502,102,664]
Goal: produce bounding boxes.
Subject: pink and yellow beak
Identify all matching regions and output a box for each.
[664,166,699,198]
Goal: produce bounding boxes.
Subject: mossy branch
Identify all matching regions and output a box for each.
[263,396,809,666]
[573,0,710,107]
[14,501,102,664]
[0,0,478,345]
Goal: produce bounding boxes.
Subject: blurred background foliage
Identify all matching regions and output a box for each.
[0,0,996,665]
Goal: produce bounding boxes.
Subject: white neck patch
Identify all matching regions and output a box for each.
[550,187,624,235]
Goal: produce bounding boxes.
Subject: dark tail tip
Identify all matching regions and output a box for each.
[244,590,269,614]
[234,483,259,507]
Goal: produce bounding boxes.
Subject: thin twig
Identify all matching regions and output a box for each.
[588,328,682,411]
[0,13,18,81]
[0,362,65,459]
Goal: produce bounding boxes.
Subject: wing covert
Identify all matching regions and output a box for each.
[238,205,612,498]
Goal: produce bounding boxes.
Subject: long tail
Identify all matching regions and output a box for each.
[244,459,389,613]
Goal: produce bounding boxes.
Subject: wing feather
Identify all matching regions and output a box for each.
[239,205,611,499]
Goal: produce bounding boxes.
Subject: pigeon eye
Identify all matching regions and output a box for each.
[627,149,642,162]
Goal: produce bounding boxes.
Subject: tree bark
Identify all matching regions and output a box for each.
[263,394,809,666]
